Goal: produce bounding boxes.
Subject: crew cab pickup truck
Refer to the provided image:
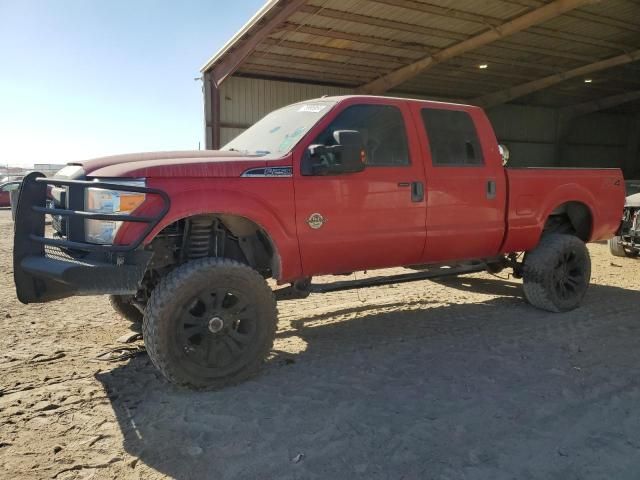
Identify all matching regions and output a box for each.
[13,95,625,389]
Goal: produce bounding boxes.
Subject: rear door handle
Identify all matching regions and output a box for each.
[486,179,496,200]
[411,181,424,202]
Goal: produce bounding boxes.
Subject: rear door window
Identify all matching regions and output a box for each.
[420,109,484,166]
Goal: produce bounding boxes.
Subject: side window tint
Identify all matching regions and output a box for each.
[421,109,484,166]
[312,104,410,167]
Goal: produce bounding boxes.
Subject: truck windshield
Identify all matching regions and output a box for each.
[222,101,337,156]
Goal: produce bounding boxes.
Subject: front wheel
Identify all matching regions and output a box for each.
[109,295,143,323]
[143,258,277,389]
[522,234,591,313]
[608,236,637,258]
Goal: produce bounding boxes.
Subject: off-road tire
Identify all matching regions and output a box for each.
[109,295,143,323]
[143,258,277,390]
[608,236,636,258]
[522,234,591,313]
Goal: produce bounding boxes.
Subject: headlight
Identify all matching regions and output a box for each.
[85,180,146,244]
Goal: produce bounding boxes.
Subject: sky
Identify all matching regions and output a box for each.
[0,0,265,168]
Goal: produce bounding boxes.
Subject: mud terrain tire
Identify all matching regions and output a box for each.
[523,234,591,313]
[109,295,143,323]
[143,258,277,389]
[608,236,635,258]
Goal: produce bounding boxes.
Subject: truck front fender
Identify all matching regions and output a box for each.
[118,184,302,283]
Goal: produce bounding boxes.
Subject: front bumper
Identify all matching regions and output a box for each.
[13,172,169,304]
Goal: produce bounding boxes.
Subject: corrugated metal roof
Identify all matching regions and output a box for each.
[203,0,640,108]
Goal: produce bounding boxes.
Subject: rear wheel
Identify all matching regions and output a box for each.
[522,234,591,312]
[143,258,277,389]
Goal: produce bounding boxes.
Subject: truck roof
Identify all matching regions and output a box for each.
[296,95,480,111]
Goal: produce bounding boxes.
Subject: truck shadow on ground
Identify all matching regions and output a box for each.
[96,279,640,480]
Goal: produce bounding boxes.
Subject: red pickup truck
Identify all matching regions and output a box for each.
[14,95,624,389]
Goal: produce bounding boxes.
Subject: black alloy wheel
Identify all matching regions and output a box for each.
[178,287,258,374]
[143,258,277,389]
[523,234,591,312]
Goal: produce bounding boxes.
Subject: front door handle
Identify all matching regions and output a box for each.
[486,179,497,200]
[411,181,424,202]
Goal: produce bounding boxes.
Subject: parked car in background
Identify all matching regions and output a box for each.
[0,181,21,207]
[609,192,640,258]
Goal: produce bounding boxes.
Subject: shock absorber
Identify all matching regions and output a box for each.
[187,217,214,259]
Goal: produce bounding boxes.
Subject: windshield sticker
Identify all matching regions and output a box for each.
[298,104,327,113]
[277,126,306,152]
[289,126,305,138]
[278,138,294,152]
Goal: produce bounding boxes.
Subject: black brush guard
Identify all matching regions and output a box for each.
[13,172,170,304]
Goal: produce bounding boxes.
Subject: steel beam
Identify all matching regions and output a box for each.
[298,4,466,41]
[206,0,307,85]
[298,5,598,63]
[203,72,221,150]
[372,0,632,53]
[260,38,412,65]
[507,0,640,33]
[357,0,594,95]
[277,23,432,54]
[475,49,640,108]
[561,90,640,117]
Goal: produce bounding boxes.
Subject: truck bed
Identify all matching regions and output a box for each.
[502,167,625,253]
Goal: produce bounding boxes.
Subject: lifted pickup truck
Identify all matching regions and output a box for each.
[14,95,625,389]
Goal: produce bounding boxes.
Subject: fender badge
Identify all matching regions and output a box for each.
[306,213,325,229]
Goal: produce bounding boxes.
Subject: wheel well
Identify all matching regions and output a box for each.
[543,202,592,242]
[148,214,280,279]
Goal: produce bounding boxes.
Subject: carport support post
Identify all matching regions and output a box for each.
[203,71,221,150]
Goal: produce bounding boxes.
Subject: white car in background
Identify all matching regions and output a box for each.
[609,188,640,258]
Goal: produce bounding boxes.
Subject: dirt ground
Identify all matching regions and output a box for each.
[1,207,640,479]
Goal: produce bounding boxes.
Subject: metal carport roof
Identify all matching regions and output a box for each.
[201,0,640,111]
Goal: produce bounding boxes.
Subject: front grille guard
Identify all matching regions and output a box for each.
[15,172,170,253]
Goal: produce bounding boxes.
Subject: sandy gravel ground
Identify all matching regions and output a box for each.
[1,207,640,479]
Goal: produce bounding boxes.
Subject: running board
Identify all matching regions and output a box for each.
[274,263,487,301]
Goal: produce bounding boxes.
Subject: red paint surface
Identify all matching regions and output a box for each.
[0,190,9,207]
[82,95,625,283]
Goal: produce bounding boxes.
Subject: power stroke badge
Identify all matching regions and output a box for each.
[306,213,325,229]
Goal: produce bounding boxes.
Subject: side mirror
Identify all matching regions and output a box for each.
[302,130,366,176]
[499,144,510,166]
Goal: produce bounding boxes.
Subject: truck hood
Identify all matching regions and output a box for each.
[67,150,279,178]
